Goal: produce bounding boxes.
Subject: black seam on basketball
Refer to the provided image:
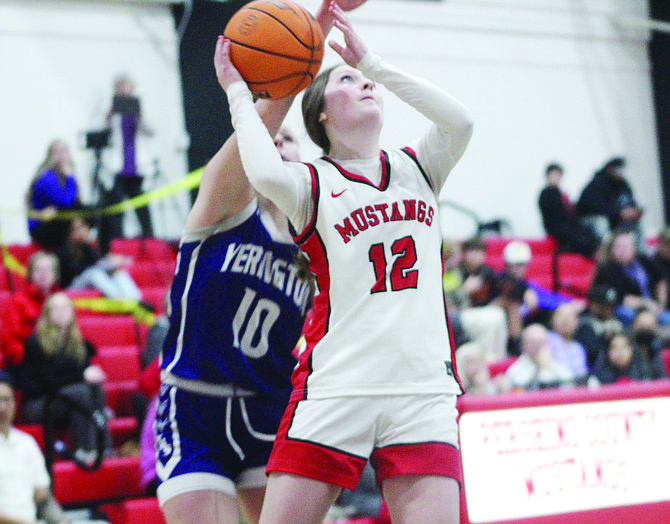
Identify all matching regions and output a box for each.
[227,38,318,63]
[243,6,318,50]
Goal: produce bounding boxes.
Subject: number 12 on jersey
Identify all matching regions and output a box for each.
[368,235,419,293]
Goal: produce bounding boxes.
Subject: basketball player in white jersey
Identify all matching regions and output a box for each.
[216,2,474,523]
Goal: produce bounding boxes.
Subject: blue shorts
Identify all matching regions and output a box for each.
[155,382,289,505]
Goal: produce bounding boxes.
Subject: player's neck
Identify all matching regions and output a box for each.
[329,137,379,161]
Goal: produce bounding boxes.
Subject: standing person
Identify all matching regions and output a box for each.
[538,162,601,259]
[26,140,83,251]
[0,375,70,524]
[11,292,112,465]
[155,4,367,524]
[218,3,474,522]
[0,252,59,369]
[98,74,154,254]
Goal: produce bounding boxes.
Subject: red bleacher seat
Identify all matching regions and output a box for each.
[128,260,175,289]
[110,238,177,262]
[79,315,139,348]
[93,346,141,382]
[662,349,670,377]
[105,380,140,417]
[100,498,166,524]
[52,456,143,505]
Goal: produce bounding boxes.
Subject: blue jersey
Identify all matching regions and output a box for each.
[160,200,311,396]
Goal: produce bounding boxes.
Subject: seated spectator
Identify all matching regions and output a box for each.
[449,237,508,361]
[53,217,142,301]
[591,229,670,326]
[26,139,84,251]
[10,292,112,464]
[494,240,540,355]
[455,342,502,395]
[547,303,589,382]
[0,375,70,524]
[575,157,643,244]
[573,285,625,371]
[538,162,601,258]
[0,251,59,368]
[630,307,667,380]
[591,332,654,385]
[500,323,575,391]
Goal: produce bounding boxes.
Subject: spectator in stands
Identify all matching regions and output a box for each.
[455,342,503,395]
[538,162,601,259]
[629,307,667,380]
[10,292,112,465]
[591,229,670,326]
[591,332,653,385]
[495,240,540,356]
[26,139,83,251]
[649,226,670,285]
[0,251,59,368]
[500,323,575,391]
[547,302,589,383]
[573,285,624,371]
[450,236,508,361]
[576,157,643,243]
[0,375,70,524]
[53,217,143,301]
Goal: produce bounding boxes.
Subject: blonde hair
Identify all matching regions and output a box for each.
[35,292,87,365]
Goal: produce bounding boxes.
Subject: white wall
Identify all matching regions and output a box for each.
[0,0,662,245]
[293,0,662,240]
[0,0,190,244]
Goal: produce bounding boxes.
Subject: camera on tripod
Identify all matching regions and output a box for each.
[85,129,111,151]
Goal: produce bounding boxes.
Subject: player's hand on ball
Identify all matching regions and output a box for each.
[328,1,368,67]
[214,36,244,92]
[336,0,369,11]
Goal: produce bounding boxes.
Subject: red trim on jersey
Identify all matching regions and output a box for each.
[290,230,330,401]
[323,151,390,191]
[400,146,434,193]
[292,163,320,245]
[267,399,367,490]
[371,442,463,488]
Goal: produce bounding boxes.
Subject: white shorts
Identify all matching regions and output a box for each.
[268,393,461,490]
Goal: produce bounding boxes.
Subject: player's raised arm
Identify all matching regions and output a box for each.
[184,0,368,232]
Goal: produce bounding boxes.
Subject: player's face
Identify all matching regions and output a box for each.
[320,65,383,132]
[274,128,300,162]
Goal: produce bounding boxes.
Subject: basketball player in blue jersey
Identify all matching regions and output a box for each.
[155,3,368,524]
[218,2,474,523]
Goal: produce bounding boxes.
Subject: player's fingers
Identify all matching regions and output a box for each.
[329,40,345,57]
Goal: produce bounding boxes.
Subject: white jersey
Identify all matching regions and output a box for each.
[291,149,462,399]
[228,51,474,401]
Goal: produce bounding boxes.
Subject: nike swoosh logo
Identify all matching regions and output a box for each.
[331,189,348,198]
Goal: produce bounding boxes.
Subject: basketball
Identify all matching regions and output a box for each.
[224,0,324,99]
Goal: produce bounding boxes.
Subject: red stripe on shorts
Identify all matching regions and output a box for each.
[267,400,366,490]
[371,442,463,488]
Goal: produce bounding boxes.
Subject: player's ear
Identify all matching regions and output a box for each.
[318,111,327,123]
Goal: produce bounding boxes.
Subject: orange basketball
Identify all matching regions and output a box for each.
[224,0,324,99]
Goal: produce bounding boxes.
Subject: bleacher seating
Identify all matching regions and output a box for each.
[1,237,664,522]
[483,236,595,298]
